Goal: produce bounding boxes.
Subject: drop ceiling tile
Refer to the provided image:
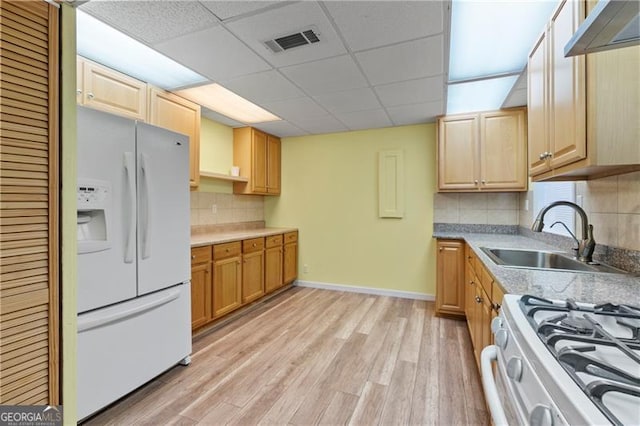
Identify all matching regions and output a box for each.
[80,1,219,45]
[280,55,368,96]
[339,109,393,131]
[200,1,281,21]
[261,97,328,122]
[356,36,443,86]
[201,107,244,128]
[253,121,307,138]
[290,115,349,135]
[153,26,271,82]
[221,71,304,104]
[225,2,347,68]
[375,76,444,108]
[312,88,381,114]
[324,1,443,51]
[386,100,444,126]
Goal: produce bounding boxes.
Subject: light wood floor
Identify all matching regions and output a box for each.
[84,287,489,425]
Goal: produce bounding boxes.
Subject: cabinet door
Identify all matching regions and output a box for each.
[480,109,527,190]
[252,129,268,193]
[190,262,211,330]
[148,87,201,187]
[548,0,586,169]
[213,256,242,318]
[267,135,281,195]
[283,242,298,284]
[265,246,283,293]
[242,250,264,303]
[82,59,147,121]
[528,32,549,176]
[435,240,465,316]
[437,115,479,190]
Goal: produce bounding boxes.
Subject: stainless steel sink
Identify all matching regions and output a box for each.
[480,247,625,274]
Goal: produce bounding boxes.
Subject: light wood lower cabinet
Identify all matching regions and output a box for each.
[242,238,265,304]
[190,246,212,330]
[283,232,298,284]
[191,232,297,331]
[435,239,465,316]
[265,235,284,293]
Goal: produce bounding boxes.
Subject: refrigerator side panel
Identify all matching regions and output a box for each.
[136,123,191,295]
[77,107,137,313]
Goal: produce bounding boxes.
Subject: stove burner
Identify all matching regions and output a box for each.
[560,316,594,334]
[519,295,640,426]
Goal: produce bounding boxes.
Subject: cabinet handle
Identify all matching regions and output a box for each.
[439,247,443,251]
[252,243,256,247]
[76,89,82,95]
[87,92,95,99]
[191,255,196,259]
[539,152,546,160]
[481,180,486,185]
[474,180,479,185]
[226,249,230,252]
[469,280,474,286]
[475,296,482,304]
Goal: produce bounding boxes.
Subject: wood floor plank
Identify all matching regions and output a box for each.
[348,381,387,426]
[80,288,489,426]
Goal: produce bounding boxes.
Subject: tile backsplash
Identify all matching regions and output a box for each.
[519,171,640,251]
[190,192,264,226]
[434,192,520,225]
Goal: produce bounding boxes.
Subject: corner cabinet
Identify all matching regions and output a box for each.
[435,239,465,317]
[233,127,281,195]
[527,0,640,181]
[148,87,201,187]
[437,108,527,192]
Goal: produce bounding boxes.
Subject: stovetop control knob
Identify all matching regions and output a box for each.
[491,316,503,333]
[530,404,554,426]
[506,356,523,382]
[495,329,508,349]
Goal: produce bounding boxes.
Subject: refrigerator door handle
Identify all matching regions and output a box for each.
[140,153,151,259]
[77,287,181,333]
[123,152,136,264]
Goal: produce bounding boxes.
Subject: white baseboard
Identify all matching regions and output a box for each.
[294,280,435,301]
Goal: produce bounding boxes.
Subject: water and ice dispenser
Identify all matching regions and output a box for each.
[77,179,111,254]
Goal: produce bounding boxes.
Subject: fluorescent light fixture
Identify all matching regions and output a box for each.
[448,1,557,81]
[76,10,207,90]
[447,75,519,114]
[175,84,281,124]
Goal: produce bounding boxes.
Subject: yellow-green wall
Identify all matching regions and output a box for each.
[61,4,78,424]
[197,117,234,194]
[265,124,438,296]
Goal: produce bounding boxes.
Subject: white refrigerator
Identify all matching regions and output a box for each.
[76,107,191,420]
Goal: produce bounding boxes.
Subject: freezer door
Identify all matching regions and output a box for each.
[77,107,137,313]
[136,122,190,295]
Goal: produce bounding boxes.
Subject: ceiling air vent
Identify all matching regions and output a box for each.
[263,27,321,53]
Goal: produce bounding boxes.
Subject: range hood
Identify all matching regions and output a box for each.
[565,0,640,57]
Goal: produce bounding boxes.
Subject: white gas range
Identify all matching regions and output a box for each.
[482,294,640,426]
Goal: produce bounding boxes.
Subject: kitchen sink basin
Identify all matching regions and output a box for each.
[480,247,625,274]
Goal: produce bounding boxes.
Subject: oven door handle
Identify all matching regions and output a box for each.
[481,345,509,426]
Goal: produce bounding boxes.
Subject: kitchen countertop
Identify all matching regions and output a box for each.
[434,231,640,306]
[191,227,298,247]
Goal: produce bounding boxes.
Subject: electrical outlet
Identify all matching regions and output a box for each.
[303,264,309,274]
[211,204,217,214]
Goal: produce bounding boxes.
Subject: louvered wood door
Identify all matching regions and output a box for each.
[0,0,59,405]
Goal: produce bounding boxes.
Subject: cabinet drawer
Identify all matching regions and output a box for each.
[265,234,283,248]
[243,237,265,253]
[191,246,211,264]
[284,231,298,244]
[214,241,241,259]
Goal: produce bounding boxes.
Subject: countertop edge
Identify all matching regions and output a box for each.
[191,227,298,247]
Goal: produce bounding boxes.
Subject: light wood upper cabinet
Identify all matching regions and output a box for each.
[528,0,640,181]
[435,239,465,317]
[233,127,281,195]
[148,87,201,187]
[438,108,527,192]
[528,0,586,177]
[77,57,147,121]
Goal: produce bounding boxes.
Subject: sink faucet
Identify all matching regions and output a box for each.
[531,201,596,263]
